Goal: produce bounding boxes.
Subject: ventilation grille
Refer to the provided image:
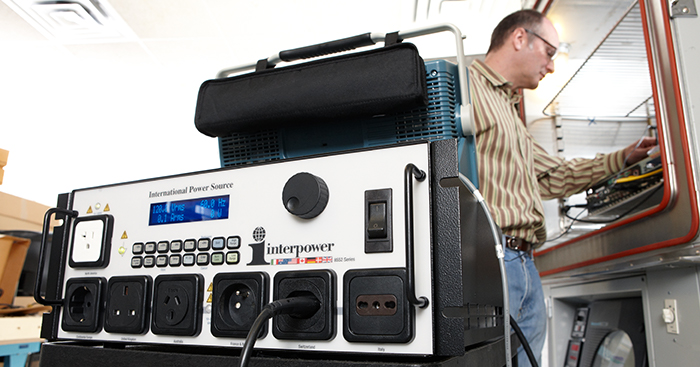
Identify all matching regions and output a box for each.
[464,303,503,330]
[364,65,458,145]
[3,0,136,43]
[218,130,282,167]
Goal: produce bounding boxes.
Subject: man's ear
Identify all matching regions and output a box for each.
[512,27,527,51]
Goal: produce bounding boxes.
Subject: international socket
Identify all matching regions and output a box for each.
[69,215,113,268]
[343,268,413,343]
[273,270,335,340]
[151,274,204,336]
[211,272,269,338]
[62,277,105,333]
[104,276,152,334]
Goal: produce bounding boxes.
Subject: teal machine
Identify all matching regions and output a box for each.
[213,25,479,189]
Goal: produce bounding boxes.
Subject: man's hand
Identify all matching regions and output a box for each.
[624,136,658,166]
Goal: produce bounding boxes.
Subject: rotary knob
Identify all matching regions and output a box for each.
[282,172,329,219]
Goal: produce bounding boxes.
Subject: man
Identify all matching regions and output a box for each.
[469,9,656,366]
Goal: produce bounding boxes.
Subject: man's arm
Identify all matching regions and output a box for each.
[534,137,657,200]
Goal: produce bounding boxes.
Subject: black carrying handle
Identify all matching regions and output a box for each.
[278,32,376,62]
[404,164,429,309]
[256,32,403,71]
[35,207,79,306]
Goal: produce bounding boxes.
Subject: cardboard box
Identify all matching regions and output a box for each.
[0,314,43,342]
[0,148,8,185]
[0,191,51,232]
[0,235,30,305]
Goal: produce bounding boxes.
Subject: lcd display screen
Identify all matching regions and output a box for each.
[149,195,229,226]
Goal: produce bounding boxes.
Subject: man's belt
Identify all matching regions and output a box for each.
[504,235,534,252]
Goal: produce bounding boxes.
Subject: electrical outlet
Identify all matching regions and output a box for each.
[104,276,152,334]
[211,272,269,338]
[62,277,105,333]
[70,215,113,268]
[664,299,679,334]
[343,268,413,343]
[272,270,335,340]
[151,274,204,336]
[355,294,398,316]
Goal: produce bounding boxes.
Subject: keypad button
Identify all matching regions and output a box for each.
[131,256,143,268]
[132,243,144,255]
[170,240,183,252]
[226,251,239,265]
[157,241,169,253]
[227,236,241,249]
[183,254,195,266]
[196,253,209,266]
[144,242,156,254]
[197,238,210,251]
[156,255,168,267]
[169,255,182,267]
[212,237,225,250]
[211,252,224,265]
[184,239,196,252]
[143,256,155,268]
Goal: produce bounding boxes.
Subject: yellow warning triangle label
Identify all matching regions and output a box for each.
[207,282,213,292]
[207,293,213,303]
[104,204,110,211]
[121,231,128,239]
[87,206,93,214]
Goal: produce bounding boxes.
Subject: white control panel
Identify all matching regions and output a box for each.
[57,143,434,355]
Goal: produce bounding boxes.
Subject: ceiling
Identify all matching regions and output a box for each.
[0,0,639,73]
[0,0,530,76]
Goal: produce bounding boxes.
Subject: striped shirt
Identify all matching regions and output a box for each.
[469,59,626,246]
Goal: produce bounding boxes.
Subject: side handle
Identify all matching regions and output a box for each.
[35,208,78,305]
[404,163,429,309]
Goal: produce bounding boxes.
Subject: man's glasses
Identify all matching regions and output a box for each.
[524,28,558,60]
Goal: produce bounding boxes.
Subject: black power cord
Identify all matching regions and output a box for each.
[238,296,321,367]
[546,183,661,243]
[510,315,539,367]
[545,208,587,243]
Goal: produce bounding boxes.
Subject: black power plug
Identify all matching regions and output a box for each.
[238,295,323,367]
[104,276,152,334]
[272,270,335,340]
[211,272,269,338]
[151,274,204,336]
[62,277,105,333]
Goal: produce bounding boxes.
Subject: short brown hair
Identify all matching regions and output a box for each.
[487,9,545,54]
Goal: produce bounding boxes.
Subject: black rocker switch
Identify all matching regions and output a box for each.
[365,189,392,253]
[368,202,387,238]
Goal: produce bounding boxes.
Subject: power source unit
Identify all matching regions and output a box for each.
[37,140,504,362]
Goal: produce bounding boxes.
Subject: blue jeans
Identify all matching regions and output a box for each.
[505,247,546,367]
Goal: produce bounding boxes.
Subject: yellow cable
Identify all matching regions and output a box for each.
[615,168,663,184]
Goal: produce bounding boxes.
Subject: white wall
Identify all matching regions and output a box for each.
[0,0,521,207]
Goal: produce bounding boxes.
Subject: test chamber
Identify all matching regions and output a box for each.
[532,1,700,366]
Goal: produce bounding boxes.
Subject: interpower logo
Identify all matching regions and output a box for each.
[247,226,334,266]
